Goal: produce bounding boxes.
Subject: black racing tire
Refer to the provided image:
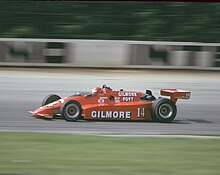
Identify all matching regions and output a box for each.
[61,100,82,122]
[151,98,177,123]
[42,94,61,106]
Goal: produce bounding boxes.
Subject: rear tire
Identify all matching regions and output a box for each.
[42,94,61,106]
[61,100,82,122]
[151,98,177,123]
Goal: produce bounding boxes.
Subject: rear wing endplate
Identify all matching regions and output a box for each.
[160,89,191,104]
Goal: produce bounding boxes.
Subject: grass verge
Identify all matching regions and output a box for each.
[0,132,219,175]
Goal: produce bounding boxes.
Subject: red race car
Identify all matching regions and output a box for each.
[29,84,191,123]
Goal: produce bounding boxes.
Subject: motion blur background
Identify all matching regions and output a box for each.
[0,1,219,68]
[0,2,220,175]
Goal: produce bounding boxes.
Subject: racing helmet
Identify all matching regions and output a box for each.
[92,87,102,95]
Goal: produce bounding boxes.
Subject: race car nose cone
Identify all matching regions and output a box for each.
[29,111,33,114]
[29,110,38,116]
[29,106,54,119]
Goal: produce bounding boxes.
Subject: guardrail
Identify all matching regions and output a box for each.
[0,38,220,70]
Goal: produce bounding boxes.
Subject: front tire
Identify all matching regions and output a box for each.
[61,100,82,122]
[42,94,61,106]
[151,98,177,123]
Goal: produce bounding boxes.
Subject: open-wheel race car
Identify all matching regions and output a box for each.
[29,84,191,123]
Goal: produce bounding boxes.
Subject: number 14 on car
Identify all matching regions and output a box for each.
[137,107,145,118]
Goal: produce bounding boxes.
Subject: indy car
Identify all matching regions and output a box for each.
[29,84,191,123]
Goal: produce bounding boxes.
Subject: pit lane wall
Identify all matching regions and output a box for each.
[0,38,220,69]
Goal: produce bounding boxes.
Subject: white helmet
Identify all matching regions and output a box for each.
[92,87,102,95]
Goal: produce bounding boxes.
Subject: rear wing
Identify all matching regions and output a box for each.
[160,89,191,104]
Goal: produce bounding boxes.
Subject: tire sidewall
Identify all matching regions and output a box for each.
[42,94,61,106]
[152,98,177,123]
[61,100,82,122]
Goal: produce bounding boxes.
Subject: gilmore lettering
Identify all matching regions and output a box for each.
[91,111,131,119]
[118,92,137,97]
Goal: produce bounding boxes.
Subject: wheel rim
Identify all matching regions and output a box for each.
[65,104,80,119]
[159,104,173,119]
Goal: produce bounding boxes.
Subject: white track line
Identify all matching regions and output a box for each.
[102,135,220,139]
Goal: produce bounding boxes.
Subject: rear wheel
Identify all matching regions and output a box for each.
[151,98,177,123]
[42,94,61,106]
[61,100,82,122]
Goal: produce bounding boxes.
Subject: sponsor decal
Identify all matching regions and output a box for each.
[175,92,191,99]
[98,98,104,104]
[117,91,137,102]
[118,92,137,97]
[115,97,120,103]
[98,97,108,104]
[123,97,134,102]
[91,111,131,119]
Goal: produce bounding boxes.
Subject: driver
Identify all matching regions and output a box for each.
[102,84,112,90]
[92,87,103,96]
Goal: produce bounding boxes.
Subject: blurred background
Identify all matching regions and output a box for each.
[0,1,219,68]
[0,2,220,42]
[0,3,220,174]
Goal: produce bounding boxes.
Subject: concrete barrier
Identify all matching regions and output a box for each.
[169,51,189,66]
[195,51,214,67]
[66,41,127,66]
[128,44,151,65]
[43,42,66,63]
[0,38,219,70]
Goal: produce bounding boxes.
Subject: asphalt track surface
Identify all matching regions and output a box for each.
[0,68,220,135]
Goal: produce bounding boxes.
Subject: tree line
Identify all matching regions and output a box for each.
[0,2,219,43]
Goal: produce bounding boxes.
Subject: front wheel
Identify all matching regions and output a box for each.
[151,98,177,123]
[61,100,82,122]
[42,94,61,106]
